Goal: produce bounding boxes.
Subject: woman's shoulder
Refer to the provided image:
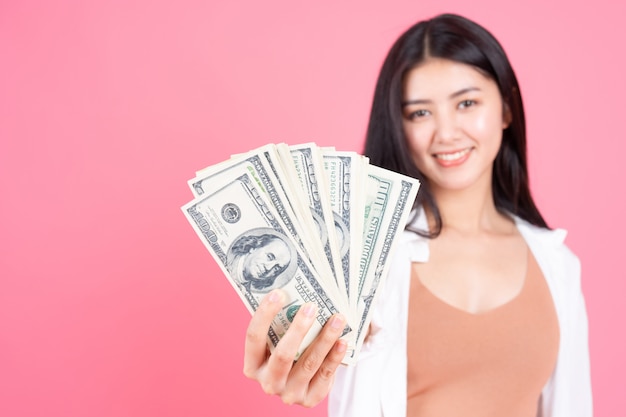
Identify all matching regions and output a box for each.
[513,216,582,292]
[513,216,576,255]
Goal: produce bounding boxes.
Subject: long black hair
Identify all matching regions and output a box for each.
[363,13,548,237]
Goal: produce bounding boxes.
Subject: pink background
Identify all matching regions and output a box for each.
[1,1,624,416]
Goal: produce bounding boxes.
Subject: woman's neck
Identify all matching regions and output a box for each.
[429,180,512,236]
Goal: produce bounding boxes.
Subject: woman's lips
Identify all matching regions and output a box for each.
[433,147,472,167]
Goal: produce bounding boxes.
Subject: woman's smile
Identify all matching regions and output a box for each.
[433,147,473,166]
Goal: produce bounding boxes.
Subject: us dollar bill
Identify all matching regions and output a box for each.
[187,148,331,282]
[256,144,322,255]
[229,144,314,234]
[344,165,420,364]
[184,142,419,365]
[288,144,345,294]
[321,151,364,304]
[182,172,352,358]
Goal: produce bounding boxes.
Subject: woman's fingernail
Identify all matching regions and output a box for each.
[302,303,316,317]
[330,314,345,329]
[267,290,282,304]
[336,340,347,353]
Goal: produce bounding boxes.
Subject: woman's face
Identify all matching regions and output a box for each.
[402,58,509,194]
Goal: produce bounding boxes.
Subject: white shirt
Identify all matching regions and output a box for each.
[329,212,592,417]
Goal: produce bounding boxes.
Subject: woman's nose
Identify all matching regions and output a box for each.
[434,110,460,143]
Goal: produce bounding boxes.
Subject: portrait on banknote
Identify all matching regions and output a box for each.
[226,228,298,294]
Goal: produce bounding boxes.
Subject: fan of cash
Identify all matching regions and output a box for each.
[181,143,420,364]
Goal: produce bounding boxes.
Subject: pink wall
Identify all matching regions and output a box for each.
[1,1,624,416]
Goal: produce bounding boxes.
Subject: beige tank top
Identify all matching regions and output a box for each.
[406,248,559,417]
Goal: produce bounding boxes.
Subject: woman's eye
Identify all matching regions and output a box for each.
[408,109,429,120]
[267,253,275,261]
[458,99,476,109]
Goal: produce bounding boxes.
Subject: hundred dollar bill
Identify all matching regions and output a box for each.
[344,165,420,364]
[182,172,352,358]
[229,144,319,250]
[187,148,334,285]
[256,144,320,251]
[228,144,314,231]
[288,144,345,296]
[321,151,364,304]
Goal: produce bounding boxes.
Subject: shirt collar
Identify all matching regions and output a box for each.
[401,206,567,263]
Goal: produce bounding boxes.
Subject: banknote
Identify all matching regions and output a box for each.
[230,144,313,234]
[183,142,420,364]
[182,171,352,358]
[288,144,345,294]
[344,165,420,364]
[255,144,322,258]
[321,151,366,304]
[187,148,333,284]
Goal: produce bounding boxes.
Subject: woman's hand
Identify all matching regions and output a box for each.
[243,289,347,407]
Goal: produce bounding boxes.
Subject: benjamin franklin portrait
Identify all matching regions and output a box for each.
[226,228,298,294]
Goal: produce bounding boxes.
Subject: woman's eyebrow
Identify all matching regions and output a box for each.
[402,98,431,107]
[402,87,481,107]
[450,86,481,98]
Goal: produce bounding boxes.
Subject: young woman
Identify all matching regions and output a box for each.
[242,14,592,417]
